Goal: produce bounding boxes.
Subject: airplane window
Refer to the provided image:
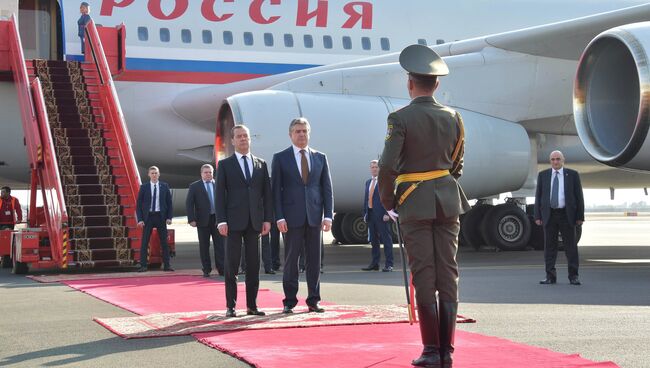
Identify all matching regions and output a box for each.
[181,29,192,44]
[323,35,332,49]
[417,39,427,46]
[304,35,313,49]
[264,33,273,47]
[223,31,233,45]
[380,37,390,51]
[160,28,170,43]
[436,39,445,45]
[284,34,294,47]
[244,32,254,46]
[342,36,352,50]
[202,30,212,44]
[137,27,148,41]
[361,37,371,50]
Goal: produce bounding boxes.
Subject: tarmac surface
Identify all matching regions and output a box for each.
[1,213,649,367]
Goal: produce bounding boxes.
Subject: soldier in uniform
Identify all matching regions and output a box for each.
[378,44,470,368]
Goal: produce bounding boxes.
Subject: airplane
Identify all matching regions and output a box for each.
[1,0,650,250]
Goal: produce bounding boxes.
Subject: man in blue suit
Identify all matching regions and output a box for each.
[272,117,334,314]
[362,160,394,272]
[534,150,584,285]
[136,166,174,272]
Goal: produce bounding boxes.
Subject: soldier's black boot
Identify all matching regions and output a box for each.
[439,301,458,368]
[412,303,442,367]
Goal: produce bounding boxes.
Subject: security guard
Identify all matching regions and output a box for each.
[378,45,470,368]
[0,186,22,230]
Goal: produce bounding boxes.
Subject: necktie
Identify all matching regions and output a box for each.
[243,155,251,184]
[550,171,559,209]
[368,178,376,209]
[151,183,157,212]
[206,181,215,214]
[300,149,309,185]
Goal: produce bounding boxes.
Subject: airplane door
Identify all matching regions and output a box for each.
[18,0,62,60]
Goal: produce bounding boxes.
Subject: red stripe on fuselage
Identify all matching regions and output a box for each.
[114,70,269,84]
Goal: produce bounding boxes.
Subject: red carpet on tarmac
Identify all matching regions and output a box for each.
[63,275,618,368]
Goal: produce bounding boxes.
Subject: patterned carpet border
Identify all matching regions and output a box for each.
[27,270,204,283]
[95,305,475,339]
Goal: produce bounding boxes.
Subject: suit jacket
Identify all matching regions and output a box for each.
[378,96,470,222]
[271,146,334,228]
[136,181,173,222]
[216,153,273,232]
[186,179,218,227]
[363,178,387,221]
[534,167,584,226]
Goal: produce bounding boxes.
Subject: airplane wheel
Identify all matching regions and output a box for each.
[1,256,12,268]
[341,213,368,244]
[332,213,348,244]
[480,204,531,251]
[461,204,493,250]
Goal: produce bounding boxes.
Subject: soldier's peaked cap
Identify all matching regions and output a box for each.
[80,2,89,6]
[399,44,449,77]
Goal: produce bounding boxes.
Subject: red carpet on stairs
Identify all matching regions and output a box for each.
[63,275,619,368]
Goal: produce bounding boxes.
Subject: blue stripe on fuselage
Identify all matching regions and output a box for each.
[126,58,319,75]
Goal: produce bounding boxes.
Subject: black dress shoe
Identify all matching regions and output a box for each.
[382,266,393,272]
[264,269,276,275]
[202,272,210,278]
[307,304,325,313]
[163,266,174,272]
[539,278,557,284]
[217,270,224,276]
[361,264,379,271]
[137,267,147,272]
[282,306,293,314]
[569,277,581,285]
[225,308,236,317]
[247,308,266,316]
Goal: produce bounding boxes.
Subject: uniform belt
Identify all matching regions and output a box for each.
[395,170,450,206]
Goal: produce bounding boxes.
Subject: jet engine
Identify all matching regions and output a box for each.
[217,90,531,213]
[574,22,650,170]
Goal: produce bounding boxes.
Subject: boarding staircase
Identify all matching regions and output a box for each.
[0,16,168,272]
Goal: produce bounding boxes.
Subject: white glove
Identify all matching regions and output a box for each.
[387,209,399,222]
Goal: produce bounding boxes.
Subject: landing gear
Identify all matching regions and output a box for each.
[480,203,531,251]
[1,256,12,268]
[341,213,368,244]
[461,203,493,249]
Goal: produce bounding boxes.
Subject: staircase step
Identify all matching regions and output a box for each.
[69,225,126,238]
[67,204,124,217]
[71,237,131,250]
[69,214,123,227]
[65,194,119,206]
[72,248,133,262]
[64,183,115,196]
[70,259,136,269]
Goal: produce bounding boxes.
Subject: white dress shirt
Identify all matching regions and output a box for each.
[150,181,160,212]
[292,145,311,177]
[235,151,254,180]
[550,167,565,209]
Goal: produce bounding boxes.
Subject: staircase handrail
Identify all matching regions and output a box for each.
[31,77,69,267]
[85,20,141,202]
[6,15,42,168]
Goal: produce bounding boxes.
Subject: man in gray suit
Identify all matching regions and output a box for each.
[534,150,584,285]
[216,125,272,317]
[272,117,333,314]
[186,164,225,277]
[379,45,470,368]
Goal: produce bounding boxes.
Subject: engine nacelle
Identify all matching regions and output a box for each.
[574,22,650,170]
[218,91,530,212]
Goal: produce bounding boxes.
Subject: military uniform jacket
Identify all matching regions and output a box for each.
[378,96,470,222]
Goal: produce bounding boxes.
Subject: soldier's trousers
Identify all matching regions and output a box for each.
[400,215,460,304]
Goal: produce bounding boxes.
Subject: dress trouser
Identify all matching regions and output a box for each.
[367,209,394,267]
[400,215,460,304]
[543,208,579,279]
[197,214,225,274]
[224,225,260,309]
[140,212,171,268]
[283,223,321,308]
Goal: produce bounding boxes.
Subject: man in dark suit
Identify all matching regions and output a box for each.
[216,125,272,317]
[534,150,584,286]
[272,117,333,314]
[362,160,394,272]
[186,164,225,277]
[136,166,174,272]
[379,45,470,368]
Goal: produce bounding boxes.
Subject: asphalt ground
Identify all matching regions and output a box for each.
[1,214,649,367]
